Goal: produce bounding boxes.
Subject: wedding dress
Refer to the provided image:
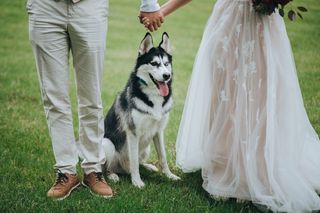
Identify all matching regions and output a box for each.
[175,0,320,211]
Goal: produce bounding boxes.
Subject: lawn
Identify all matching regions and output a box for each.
[0,0,319,212]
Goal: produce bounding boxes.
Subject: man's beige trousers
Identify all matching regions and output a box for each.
[27,0,108,174]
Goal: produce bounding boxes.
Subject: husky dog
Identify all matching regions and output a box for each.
[102,32,180,188]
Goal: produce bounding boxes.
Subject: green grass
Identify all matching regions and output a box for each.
[0,0,319,212]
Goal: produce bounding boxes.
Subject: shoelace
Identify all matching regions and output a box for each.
[94,172,105,182]
[55,169,69,185]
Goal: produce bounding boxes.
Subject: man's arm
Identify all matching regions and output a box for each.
[140,0,160,12]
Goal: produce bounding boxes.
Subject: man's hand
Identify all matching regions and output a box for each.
[139,11,164,32]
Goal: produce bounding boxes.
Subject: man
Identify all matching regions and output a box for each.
[27,0,163,200]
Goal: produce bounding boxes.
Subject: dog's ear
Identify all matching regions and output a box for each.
[159,32,171,55]
[139,33,154,56]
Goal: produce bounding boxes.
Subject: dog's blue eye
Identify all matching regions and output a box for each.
[150,62,160,66]
[164,62,169,67]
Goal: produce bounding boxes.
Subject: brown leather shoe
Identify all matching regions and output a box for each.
[47,170,80,200]
[83,172,113,198]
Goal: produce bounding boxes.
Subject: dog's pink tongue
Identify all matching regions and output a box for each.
[158,82,169,97]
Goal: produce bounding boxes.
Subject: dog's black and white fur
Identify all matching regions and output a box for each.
[102,32,180,188]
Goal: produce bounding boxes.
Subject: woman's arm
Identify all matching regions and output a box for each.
[141,0,192,31]
[161,0,192,17]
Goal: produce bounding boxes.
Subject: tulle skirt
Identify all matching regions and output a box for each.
[176,0,320,212]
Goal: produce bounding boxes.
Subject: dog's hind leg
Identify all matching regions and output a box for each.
[102,138,120,182]
[102,138,115,169]
[153,132,180,181]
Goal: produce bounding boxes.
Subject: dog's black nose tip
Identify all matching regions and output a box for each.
[163,74,171,81]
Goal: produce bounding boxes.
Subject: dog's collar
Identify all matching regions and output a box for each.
[138,78,148,86]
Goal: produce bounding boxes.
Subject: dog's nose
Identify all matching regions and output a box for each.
[163,74,171,81]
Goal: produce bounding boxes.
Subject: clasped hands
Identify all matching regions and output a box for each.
[139,11,164,32]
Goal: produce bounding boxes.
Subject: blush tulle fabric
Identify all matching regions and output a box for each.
[175,0,320,212]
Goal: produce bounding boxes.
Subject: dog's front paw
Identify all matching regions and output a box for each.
[132,177,145,188]
[165,172,181,181]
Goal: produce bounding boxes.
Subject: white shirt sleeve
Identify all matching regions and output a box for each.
[140,0,160,12]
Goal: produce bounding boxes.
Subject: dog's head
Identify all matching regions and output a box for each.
[135,32,172,97]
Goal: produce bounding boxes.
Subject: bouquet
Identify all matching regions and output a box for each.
[252,0,308,21]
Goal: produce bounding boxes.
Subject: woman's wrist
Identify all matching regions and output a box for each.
[161,0,191,17]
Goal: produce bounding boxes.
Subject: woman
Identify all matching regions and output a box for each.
[143,0,320,211]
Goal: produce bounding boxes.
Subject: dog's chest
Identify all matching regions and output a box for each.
[133,95,172,120]
[130,94,171,143]
[132,110,168,137]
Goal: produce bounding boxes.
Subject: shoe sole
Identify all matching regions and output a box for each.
[51,182,81,201]
[82,181,113,199]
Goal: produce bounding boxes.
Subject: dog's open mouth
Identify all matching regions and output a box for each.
[149,74,169,97]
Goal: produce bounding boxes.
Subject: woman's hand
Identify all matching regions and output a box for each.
[139,11,164,32]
